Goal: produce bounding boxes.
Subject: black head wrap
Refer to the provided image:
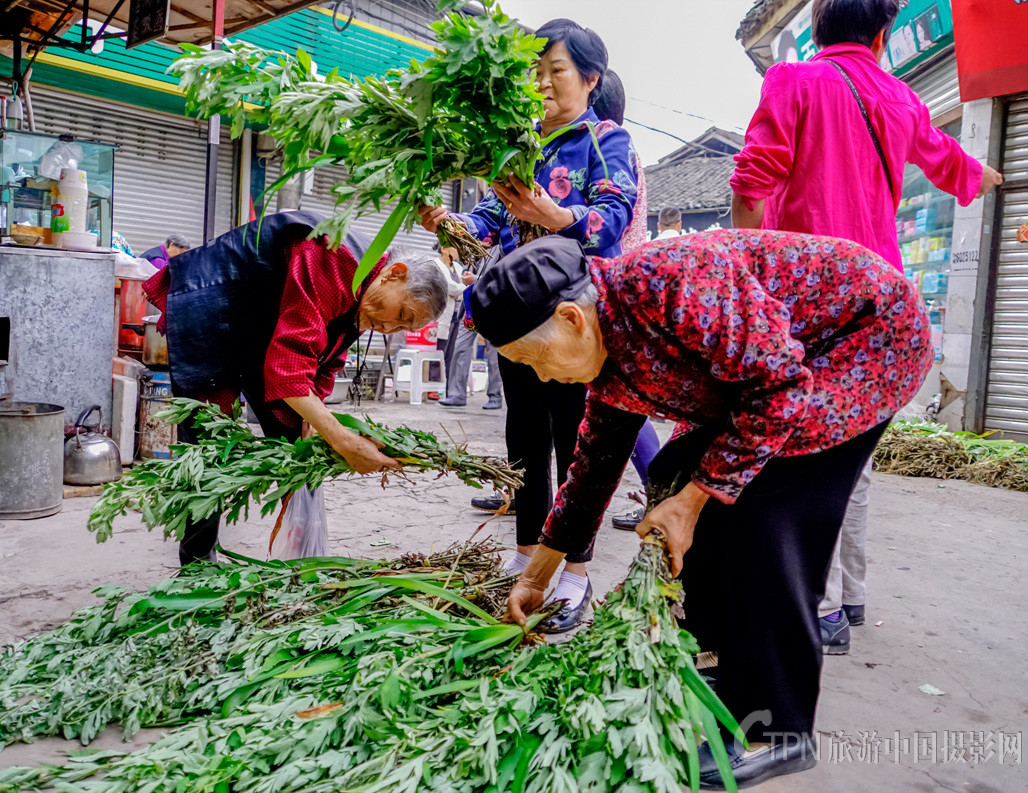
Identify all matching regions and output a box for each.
[470,237,592,347]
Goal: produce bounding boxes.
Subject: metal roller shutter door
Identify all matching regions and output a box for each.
[266,160,457,252]
[28,87,235,254]
[983,94,1028,440]
[906,52,960,120]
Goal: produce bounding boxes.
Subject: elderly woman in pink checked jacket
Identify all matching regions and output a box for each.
[469,229,934,789]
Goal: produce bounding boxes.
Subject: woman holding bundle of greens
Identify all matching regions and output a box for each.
[143,211,448,566]
[419,19,639,632]
[468,230,933,789]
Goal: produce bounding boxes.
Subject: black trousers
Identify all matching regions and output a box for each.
[647,423,887,742]
[496,356,588,561]
[171,379,301,565]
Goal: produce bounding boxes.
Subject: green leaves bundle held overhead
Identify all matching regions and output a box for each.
[170,0,546,281]
[87,398,522,543]
[0,537,739,792]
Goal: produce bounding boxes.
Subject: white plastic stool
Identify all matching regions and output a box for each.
[469,358,489,394]
[393,347,446,405]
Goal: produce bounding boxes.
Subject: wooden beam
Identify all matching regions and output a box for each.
[168,3,205,24]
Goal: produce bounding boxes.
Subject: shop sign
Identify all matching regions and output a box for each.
[771,0,955,73]
[127,0,171,49]
[953,0,1028,102]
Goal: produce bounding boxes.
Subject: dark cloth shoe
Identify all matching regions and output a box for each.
[611,506,644,530]
[482,398,503,410]
[437,397,467,407]
[697,735,817,789]
[470,494,515,514]
[539,579,593,634]
[820,610,851,655]
[843,603,865,626]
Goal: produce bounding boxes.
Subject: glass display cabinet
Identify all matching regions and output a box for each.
[896,119,962,363]
[1,128,115,247]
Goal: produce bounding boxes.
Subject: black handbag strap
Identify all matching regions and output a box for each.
[825,58,897,202]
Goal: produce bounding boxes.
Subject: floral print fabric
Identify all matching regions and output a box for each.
[453,109,639,258]
[539,229,933,558]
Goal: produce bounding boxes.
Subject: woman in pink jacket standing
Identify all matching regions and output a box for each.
[730,0,1001,657]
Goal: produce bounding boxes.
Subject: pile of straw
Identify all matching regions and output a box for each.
[874,420,1028,492]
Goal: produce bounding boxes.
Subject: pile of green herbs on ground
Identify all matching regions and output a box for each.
[0,536,739,792]
[88,398,522,543]
[874,419,1028,492]
[171,0,547,277]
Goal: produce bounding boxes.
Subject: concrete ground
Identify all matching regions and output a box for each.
[0,395,1025,792]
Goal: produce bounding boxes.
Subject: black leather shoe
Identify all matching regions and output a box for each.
[539,579,593,634]
[820,610,851,655]
[697,735,817,789]
[470,494,515,514]
[611,506,644,530]
[179,547,217,566]
[438,397,467,407]
[843,603,865,626]
[482,398,503,410]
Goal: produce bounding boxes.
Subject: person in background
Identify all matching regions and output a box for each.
[140,233,191,269]
[143,211,447,565]
[418,18,638,632]
[439,261,504,409]
[430,246,465,391]
[591,66,661,532]
[730,0,1002,655]
[655,206,684,239]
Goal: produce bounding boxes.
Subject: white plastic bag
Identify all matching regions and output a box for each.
[268,486,328,560]
[37,141,85,180]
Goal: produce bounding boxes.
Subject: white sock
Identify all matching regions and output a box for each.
[547,570,590,610]
[503,551,533,575]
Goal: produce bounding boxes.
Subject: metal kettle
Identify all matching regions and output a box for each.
[64,405,122,485]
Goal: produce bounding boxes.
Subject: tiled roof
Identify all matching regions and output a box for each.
[644,154,737,213]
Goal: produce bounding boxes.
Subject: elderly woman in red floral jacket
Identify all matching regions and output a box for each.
[468,230,932,789]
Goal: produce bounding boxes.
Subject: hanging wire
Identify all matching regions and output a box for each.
[332,0,357,33]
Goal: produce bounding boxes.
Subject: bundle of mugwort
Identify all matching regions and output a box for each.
[873,418,1028,492]
[171,0,556,280]
[87,398,523,543]
[0,536,740,792]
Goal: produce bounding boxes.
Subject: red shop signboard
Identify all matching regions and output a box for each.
[952,0,1028,102]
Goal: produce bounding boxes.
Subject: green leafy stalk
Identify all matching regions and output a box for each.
[0,537,739,793]
[86,398,522,543]
[169,0,547,282]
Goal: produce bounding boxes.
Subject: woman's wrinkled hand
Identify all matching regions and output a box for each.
[635,482,711,576]
[506,577,548,627]
[417,204,449,233]
[334,432,401,474]
[461,269,475,286]
[505,545,565,627]
[492,176,574,231]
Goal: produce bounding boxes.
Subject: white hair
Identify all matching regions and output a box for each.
[385,245,448,320]
[517,283,599,346]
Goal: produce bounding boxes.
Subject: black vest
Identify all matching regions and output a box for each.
[165,211,371,395]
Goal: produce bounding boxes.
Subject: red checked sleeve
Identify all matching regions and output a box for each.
[540,397,645,556]
[263,238,354,402]
[655,260,813,503]
[730,64,801,210]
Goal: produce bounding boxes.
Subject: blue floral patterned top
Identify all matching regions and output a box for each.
[453,108,639,258]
